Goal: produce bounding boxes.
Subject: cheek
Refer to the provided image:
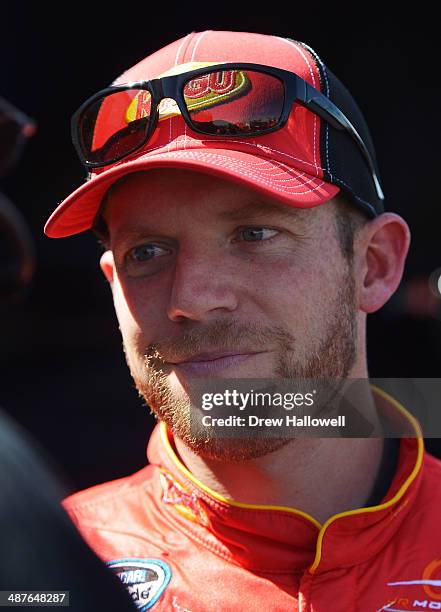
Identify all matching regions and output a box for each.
[112,273,163,356]
[256,257,321,313]
[260,249,346,335]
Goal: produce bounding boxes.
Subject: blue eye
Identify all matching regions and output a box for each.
[239,227,279,242]
[123,242,171,278]
[130,244,167,262]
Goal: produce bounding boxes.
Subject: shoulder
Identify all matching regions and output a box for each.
[61,464,176,561]
[62,464,157,530]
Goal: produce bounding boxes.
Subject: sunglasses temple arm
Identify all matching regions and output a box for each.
[300,85,385,201]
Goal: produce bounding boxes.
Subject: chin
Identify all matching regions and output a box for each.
[172,427,293,463]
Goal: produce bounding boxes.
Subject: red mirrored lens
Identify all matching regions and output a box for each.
[183,69,285,135]
[79,89,152,164]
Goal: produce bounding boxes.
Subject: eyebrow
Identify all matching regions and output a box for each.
[112,200,304,246]
[218,200,304,222]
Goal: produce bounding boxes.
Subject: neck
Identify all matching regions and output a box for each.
[174,380,386,525]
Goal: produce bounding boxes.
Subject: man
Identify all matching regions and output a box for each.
[44,31,441,611]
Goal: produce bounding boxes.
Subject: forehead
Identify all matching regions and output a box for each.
[100,168,335,233]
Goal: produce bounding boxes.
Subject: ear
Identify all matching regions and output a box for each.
[99,250,115,286]
[357,213,410,313]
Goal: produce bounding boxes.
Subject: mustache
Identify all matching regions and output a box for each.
[143,320,294,367]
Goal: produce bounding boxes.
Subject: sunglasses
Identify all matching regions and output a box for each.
[71,62,384,201]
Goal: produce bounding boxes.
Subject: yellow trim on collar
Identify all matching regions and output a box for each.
[159,385,424,573]
[310,386,424,573]
[159,420,321,529]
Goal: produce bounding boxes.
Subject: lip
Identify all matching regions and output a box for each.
[168,352,266,376]
[169,350,261,364]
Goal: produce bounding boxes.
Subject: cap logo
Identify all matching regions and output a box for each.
[182,69,250,112]
[125,62,250,124]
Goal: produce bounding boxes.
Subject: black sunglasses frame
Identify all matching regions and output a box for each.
[71,62,384,201]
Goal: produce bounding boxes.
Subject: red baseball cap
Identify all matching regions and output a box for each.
[44,31,384,238]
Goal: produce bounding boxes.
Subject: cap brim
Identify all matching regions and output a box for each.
[44,148,340,238]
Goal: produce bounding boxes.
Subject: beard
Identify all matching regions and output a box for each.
[127,261,357,462]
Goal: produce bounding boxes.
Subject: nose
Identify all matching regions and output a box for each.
[166,244,239,322]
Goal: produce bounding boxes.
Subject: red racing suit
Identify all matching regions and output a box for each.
[63,389,441,611]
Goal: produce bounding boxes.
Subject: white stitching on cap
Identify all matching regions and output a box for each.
[97,136,328,177]
[162,149,328,195]
[188,156,320,193]
[143,139,325,178]
[96,144,373,209]
[219,158,313,183]
[197,156,313,183]
[140,138,328,175]
[269,159,311,179]
[168,34,192,153]
[296,41,333,181]
[209,154,318,186]
[192,154,324,194]
[191,30,210,61]
[131,135,328,173]
[275,38,316,87]
[196,138,327,172]
[182,31,211,152]
[276,37,318,175]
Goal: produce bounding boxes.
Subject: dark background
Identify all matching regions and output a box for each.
[1,5,440,492]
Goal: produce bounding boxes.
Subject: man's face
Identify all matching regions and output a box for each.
[100,169,359,461]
